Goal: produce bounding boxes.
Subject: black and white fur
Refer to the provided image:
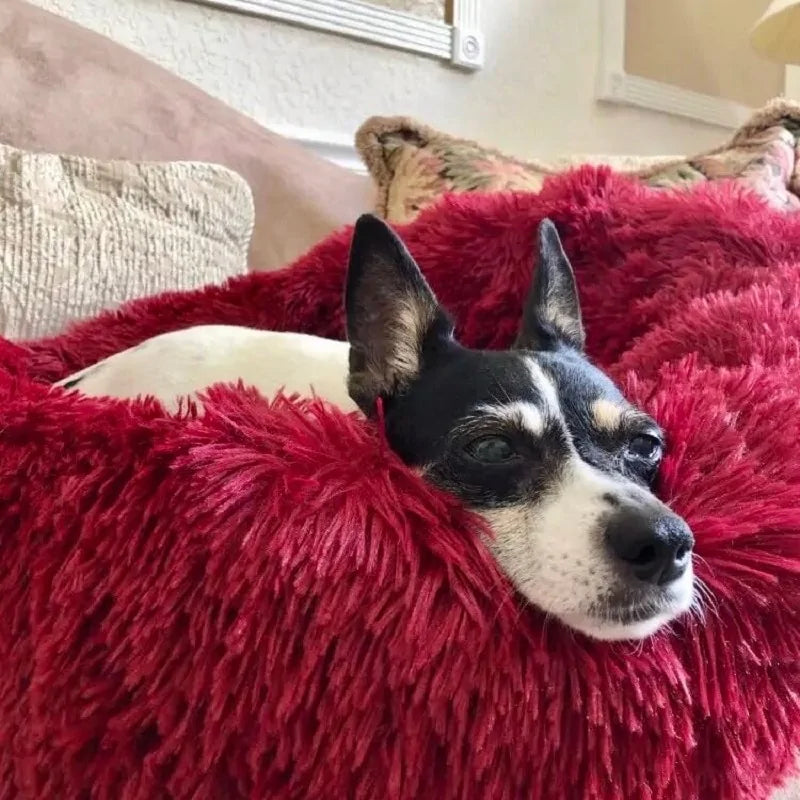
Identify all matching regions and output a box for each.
[57,215,695,641]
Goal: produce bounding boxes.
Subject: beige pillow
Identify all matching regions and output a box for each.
[356,101,800,223]
[0,143,254,339]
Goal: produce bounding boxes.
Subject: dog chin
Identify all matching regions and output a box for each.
[560,610,679,641]
[558,585,695,641]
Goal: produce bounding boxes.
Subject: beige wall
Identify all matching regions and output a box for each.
[625,0,784,107]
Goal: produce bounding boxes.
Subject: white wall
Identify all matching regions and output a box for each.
[33,0,741,160]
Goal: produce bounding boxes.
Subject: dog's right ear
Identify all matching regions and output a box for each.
[514,218,585,352]
[345,214,453,416]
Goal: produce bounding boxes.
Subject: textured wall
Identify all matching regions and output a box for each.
[30,0,731,160]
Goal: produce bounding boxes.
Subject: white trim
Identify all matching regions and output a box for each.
[271,124,366,173]
[181,0,484,69]
[451,0,484,68]
[597,0,754,129]
[598,71,754,130]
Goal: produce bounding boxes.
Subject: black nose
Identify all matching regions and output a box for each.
[605,508,694,585]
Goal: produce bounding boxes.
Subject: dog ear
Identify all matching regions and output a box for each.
[514,218,585,352]
[345,214,453,415]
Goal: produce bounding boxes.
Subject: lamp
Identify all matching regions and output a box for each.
[752,0,800,64]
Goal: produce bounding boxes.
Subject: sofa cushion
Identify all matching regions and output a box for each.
[0,0,374,271]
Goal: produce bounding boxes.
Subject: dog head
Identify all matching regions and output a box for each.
[345,214,694,640]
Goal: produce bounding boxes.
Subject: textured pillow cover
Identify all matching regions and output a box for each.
[2,169,800,800]
[0,142,253,338]
[356,98,800,223]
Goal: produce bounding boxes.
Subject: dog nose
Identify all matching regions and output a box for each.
[605,508,694,585]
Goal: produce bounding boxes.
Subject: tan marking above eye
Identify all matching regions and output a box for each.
[590,398,625,431]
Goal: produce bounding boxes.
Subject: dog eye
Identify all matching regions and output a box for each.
[626,433,663,461]
[466,436,516,463]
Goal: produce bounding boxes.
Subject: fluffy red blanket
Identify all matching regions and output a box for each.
[2,168,800,800]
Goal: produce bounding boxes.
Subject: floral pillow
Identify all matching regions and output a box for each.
[355,101,800,223]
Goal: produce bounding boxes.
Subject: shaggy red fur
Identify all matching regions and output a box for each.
[2,168,800,799]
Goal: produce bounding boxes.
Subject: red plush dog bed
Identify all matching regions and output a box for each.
[2,168,800,800]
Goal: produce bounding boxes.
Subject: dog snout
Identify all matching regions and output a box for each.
[605,506,694,586]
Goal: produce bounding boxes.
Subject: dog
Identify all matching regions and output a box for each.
[56,214,695,641]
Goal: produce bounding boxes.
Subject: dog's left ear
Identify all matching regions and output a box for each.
[345,214,453,416]
[514,218,585,352]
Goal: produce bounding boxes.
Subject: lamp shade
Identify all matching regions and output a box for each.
[752,0,800,64]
